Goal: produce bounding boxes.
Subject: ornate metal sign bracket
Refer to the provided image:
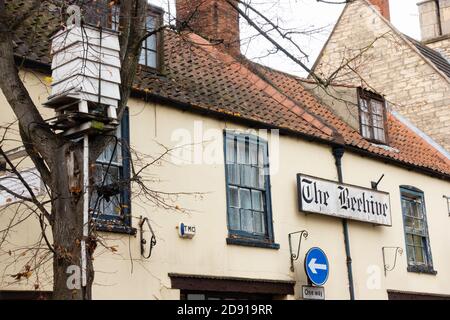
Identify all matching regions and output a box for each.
[382,246,403,276]
[139,216,157,259]
[289,230,309,272]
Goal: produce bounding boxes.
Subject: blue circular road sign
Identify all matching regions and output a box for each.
[305,247,329,286]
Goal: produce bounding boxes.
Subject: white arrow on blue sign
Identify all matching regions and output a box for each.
[305,247,329,286]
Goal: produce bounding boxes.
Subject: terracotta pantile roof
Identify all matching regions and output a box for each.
[134,32,335,141]
[7,1,450,178]
[252,65,450,176]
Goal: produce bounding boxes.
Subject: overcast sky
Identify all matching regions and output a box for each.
[150,0,421,76]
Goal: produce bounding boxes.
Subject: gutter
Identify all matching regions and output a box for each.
[332,146,356,300]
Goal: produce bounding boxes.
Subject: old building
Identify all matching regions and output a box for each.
[312,0,450,153]
[1,0,450,300]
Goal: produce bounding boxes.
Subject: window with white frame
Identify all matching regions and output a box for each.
[400,186,435,273]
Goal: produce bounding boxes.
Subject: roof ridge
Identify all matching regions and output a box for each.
[183,32,336,138]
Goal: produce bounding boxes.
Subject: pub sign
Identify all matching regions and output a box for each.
[297,174,391,226]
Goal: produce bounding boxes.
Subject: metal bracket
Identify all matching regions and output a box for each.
[289,230,309,272]
[139,216,157,259]
[382,246,403,276]
[371,174,385,190]
[444,195,450,216]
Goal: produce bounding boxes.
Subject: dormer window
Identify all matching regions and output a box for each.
[139,12,161,69]
[358,88,388,144]
[110,2,163,70]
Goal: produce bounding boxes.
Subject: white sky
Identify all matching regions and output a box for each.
[150,0,421,76]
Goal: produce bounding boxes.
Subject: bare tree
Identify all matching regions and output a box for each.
[0,0,151,300]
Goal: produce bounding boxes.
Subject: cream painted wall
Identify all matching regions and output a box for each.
[1,71,450,300]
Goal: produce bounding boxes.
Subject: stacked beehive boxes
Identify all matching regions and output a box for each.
[45,24,121,135]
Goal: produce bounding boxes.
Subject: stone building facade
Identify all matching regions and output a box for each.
[312,0,450,152]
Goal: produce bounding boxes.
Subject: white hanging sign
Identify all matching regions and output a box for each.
[297,174,392,226]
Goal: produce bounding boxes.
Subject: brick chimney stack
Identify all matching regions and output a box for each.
[368,0,391,21]
[176,0,240,56]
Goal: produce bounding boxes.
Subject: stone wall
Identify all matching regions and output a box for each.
[314,0,450,151]
[426,35,450,58]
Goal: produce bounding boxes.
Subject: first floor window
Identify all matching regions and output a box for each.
[400,186,434,273]
[224,131,274,243]
[91,108,131,228]
[110,2,161,69]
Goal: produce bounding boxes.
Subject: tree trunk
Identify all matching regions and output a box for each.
[51,142,94,300]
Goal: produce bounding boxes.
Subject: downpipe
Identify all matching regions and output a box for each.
[332,146,355,300]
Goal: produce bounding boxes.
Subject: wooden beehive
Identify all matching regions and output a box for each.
[45,25,121,121]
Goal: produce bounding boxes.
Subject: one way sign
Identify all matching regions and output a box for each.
[305,247,329,286]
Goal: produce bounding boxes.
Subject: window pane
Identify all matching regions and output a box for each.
[258,144,264,168]
[229,186,239,207]
[406,245,415,263]
[227,164,239,185]
[146,50,157,68]
[239,188,251,209]
[226,138,235,164]
[241,165,253,187]
[241,209,253,233]
[413,218,423,231]
[146,16,155,30]
[413,235,423,247]
[253,211,265,234]
[139,50,146,65]
[404,216,414,229]
[406,234,413,245]
[237,139,247,164]
[258,167,266,189]
[360,98,369,112]
[252,190,263,211]
[415,246,425,264]
[361,111,370,125]
[412,202,422,218]
[249,142,258,165]
[374,128,385,142]
[249,166,259,188]
[361,124,372,139]
[146,35,157,51]
[371,100,384,115]
[228,207,240,231]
